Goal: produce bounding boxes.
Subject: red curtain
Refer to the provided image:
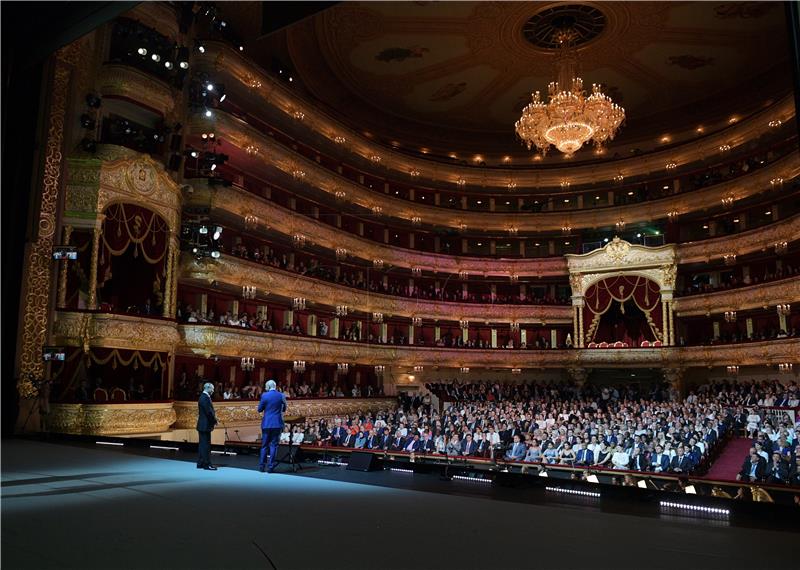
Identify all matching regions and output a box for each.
[99,203,169,286]
[583,276,663,344]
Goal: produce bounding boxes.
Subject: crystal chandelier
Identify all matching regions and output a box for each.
[515,30,624,157]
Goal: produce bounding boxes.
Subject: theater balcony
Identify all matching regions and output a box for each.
[187,110,800,232]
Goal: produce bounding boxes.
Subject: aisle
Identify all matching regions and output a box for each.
[703,438,752,481]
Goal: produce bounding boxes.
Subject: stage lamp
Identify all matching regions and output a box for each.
[205,110,212,118]
[151,53,161,62]
[185,149,199,158]
[177,47,189,69]
[164,61,173,70]
[85,93,102,108]
[137,47,147,56]
[197,43,206,54]
[238,45,244,52]
[192,247,199,254]
[205,83,214,92]
[212,226,222,240]
[210,250,221,259]
[210,163,217,171]
[80,114,95,129]
[199,225,208,235]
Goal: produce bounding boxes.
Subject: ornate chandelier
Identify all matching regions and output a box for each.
[515,29,624,157]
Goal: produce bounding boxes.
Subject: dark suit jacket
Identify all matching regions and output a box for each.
[670,455,692,472]
[461,440,478,455]
[739,457,766,481]
[340,433,356,448]
[390,436,406,451]
[766,461,788,483]
[419,438,435,452]
[196,392,217,432]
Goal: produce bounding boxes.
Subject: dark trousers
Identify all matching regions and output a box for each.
[197,430,212,467]
[259,428,282,470]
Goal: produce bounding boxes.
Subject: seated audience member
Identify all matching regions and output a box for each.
[670,447,692,473]
[340,429,356,448]
[766,451,789,484]
[354,430,367,449]
[558,443,576,466]
[446,435,462,457]
[405,433,421,453]
[505,435,526,461]
[650,445,670,473]
[461,433,478,456]
[524,441,542,463]
[737,451,766,482]
[574,441,594,466]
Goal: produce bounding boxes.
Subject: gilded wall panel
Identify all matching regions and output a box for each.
[48,402,177,435]
[53,311,180,353]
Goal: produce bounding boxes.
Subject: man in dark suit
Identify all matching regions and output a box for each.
[574,442,594,467]
[340,430,356,448]
[197,382,218,470]
[670,448,692,473]
[461,434,478,456]
[404,433,421,453]
[766,452,789,484]
[390,431,406,451]
[419,431,435,453]
[737,451,767,482]
[258,379,287,473]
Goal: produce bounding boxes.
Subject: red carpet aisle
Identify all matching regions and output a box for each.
[704,438,752,481]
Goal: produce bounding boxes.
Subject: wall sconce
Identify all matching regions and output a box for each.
[372,312,384,323]
[242,286,256,299]
[777,304,791,316]
[241,357,255,371]
[292,297,306,311]
[724,310,737,322]
[293,360,306,373]
[336,305,349,317]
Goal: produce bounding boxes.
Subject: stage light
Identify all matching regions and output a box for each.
[210,250,221,259]
[546,486,600,498]
[210,450,237,456]
[206,83,214,91]
[180,61,189,69]
[219,93,227,102]
[198,44,206,54]
[586,475,600,483]
[199,225,208,234]
[96,441,124,447]
[210,163,217,170]
[85,93,102,108]
[164,61,173,70]
[188,150,199,158]
[137,47,147,56]
[150,445,179,451]
[205,110,212,118]
[289,76,294,82]
[151,53,161,62]
[660,501,729,516]
[390,468,414,474]
[213,226,222,240]
[239,45,244,52]
[192,247,199,254]
[178,47,189,69]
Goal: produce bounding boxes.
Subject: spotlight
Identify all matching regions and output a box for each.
[199,225,208,235]
[210,163,217,171]
[185,149,199,158]
[180,61,189,70]
[178,47,189,69]
[213,226,222,240]
[80,138,97,153]
[85,93,102,108]
[201,133,208,140]
[219,93,226,102]
[239,45,244,52]
[137,47,147,56]
[210,250,221,259]
[151,53,161,62]
[205,83,214,92]
[205,110,212,118]
[80,114,95,129]
[192,247,199,254]
[288,76,293,82]
[197,44,206,54]
[164,61,173,70]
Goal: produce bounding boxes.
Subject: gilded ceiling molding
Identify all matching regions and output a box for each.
[65,146,183,232]
[173,398,396,429]
[195,181,799,277]
[48,402,177,435]
[53,311,180,353]
[179,254,573,324]
[673,277,800,317]
[177,324,799,369]
[196,111,800,232]
[96,64,176,116]
[676,213,800,265]
[196,41,796,188]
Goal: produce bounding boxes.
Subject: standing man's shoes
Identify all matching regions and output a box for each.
[203,465,218,471]
[267,467,275,473]
[258,465,266,472]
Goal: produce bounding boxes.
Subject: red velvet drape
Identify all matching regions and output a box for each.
[583,276,663,344]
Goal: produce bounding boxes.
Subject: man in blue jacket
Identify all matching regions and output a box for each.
[258,379,287,473]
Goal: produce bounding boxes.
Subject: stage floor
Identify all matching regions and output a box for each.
[2,439,797,570]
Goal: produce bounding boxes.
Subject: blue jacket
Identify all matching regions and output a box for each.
[258,390,286,429]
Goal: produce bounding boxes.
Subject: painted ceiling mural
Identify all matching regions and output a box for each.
[231,2,791,163]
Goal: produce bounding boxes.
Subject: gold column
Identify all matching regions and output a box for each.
[57,225,73,308]
[170,247,180,318]
[669,302,675,346]
[662,299,669,346]
[572,305,579,347]
[87,222,102,310]
[162,234,175,317]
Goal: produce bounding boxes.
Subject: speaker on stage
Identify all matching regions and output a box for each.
[347,451,378,472]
